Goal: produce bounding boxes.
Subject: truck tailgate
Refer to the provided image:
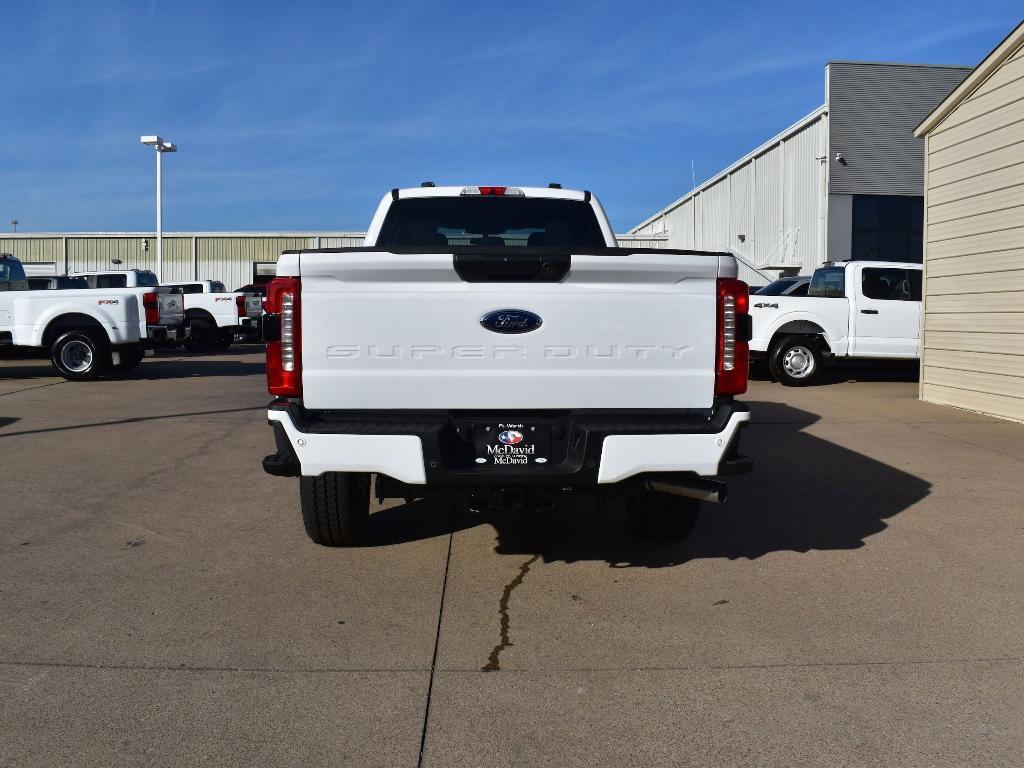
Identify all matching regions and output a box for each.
[244,295,263,318]
[157,290,184,326]
[299,251,725,410]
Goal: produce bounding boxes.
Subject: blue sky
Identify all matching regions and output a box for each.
[1,1,1020,234]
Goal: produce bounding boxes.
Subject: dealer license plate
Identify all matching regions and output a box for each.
[473,422,551,466]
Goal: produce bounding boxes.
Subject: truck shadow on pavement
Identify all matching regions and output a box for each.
[364,499,466,546]
[122,353,266,380]
[0,362,59,380]
[0,347,266,381]
[364,401,932,568]
[750,358,919,386]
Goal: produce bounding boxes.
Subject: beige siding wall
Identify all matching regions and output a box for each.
[922,40,1024,422]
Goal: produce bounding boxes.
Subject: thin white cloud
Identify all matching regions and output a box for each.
[889,18,1011,58]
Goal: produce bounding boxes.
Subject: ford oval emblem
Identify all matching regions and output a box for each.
[480,309,543,334]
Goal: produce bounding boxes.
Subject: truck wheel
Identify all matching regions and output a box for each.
[768,335,822,386]
[214,329,233,351]
[299,472,371,547]
[184,320,216,353]
[628,491,701,541]
[50,330,111,381]
[110,346,145,373]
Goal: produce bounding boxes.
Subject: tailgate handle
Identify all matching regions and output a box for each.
[454,251,570,282]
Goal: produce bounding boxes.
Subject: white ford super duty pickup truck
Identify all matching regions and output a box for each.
[750,260,922,385]
[1,254,184,380]
[69,270,245,354]
[162,281,263,352]
[261,185,753,546]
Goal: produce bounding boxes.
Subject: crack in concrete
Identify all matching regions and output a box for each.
[0,380,66,398]
[482,554,542,672]
[0,405,263,438]
[416,506,456,768]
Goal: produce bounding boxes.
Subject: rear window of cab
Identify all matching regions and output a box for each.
[377,198,606,249]
[809,267,846,298]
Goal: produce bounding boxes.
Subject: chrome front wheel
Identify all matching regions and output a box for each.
[782,345,816,379]
[769,335,823,387]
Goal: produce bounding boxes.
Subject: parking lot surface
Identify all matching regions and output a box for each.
[2,350,1022,767]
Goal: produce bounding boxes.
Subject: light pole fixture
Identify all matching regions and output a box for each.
[140,135,177,281]
[10,219,17,233]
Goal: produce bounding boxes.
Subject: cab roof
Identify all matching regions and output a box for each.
[392,185,591,202]
[824,260,923,269]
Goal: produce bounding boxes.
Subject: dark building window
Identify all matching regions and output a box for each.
[851,195,923,263]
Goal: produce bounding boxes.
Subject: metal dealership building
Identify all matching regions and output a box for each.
[3,61,970,289]
[0,232,367,291]
[628,61,971,285]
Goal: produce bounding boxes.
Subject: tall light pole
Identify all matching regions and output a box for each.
[140,136,176,282]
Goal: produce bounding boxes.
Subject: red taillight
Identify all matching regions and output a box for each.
[235,294,246,318]
[266,277,301,397]
[715,278,750,396]
[480,186,506,196]
[143,292,160,325]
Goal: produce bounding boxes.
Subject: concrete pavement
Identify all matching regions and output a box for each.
[1,349,1021,766]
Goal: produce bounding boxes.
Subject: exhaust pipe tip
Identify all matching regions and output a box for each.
[645,476,728,504]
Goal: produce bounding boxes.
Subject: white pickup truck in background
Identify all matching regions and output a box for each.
[71,268,163,291]
[262,184,753,546]
[70,271,260,352]
[163,281,262,352]
[749,260,922,385]
[1,254,184,380]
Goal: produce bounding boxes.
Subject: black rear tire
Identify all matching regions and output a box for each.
[299,472,371,546]
[184,320,217,353]
[214,329,233,351]
[50,330,110,381]
[110,346,145,373]
[628,491,701,541]
[768,335,823,386]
